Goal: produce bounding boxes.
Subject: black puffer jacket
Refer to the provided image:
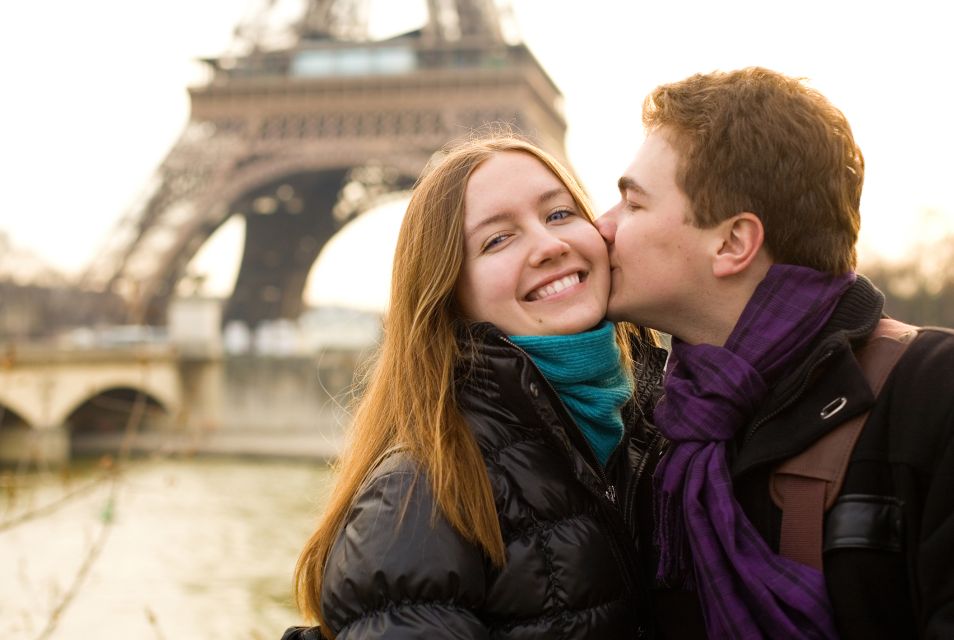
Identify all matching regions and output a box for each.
[317,323,667,639]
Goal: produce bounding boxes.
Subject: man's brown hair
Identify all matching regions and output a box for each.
[644,67,864,274]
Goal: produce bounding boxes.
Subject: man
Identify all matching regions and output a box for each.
[597,67,954,639]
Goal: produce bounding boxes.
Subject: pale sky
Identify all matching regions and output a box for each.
[1,0,952,311]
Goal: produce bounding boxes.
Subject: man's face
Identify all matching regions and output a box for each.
[596,130,714,336]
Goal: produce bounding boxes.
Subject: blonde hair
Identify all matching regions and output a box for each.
[293,135,655,634]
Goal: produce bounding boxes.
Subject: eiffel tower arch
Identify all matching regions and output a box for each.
[82,0,568,327]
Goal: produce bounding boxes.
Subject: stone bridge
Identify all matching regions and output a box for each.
[0,344,364,465]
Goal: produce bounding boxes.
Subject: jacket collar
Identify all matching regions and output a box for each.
[730,275,886,477]
[458,321,666,415]
[456,321,607,494]
[455,321,666,492]
[631,334,669,417]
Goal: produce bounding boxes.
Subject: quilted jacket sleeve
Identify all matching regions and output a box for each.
[320,463,491,639]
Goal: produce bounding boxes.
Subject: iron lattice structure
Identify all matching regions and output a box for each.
[82,0,567,327]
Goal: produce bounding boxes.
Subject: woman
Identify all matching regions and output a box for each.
[288,136,666,639]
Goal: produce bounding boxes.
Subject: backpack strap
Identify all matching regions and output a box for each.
[770,318,918,570]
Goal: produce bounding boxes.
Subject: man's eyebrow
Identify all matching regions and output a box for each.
[618,176,648,197]
[465,212,513,239]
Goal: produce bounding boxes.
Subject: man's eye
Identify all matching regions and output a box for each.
[626,201,643,211]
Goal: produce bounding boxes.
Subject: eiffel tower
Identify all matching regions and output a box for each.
[81,0,568,327]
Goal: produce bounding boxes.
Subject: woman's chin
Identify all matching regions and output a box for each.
[534,310,609,336]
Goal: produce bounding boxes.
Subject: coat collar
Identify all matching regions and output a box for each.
[457,321,666,414]
[730,275,886,477]
[455,321,666,493]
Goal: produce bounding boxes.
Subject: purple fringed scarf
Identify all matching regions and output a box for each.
[654,264,855,639]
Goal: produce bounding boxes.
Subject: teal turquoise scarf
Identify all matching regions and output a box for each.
[510,321,632,466]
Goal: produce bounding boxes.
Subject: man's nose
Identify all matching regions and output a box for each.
[596,209,617,244]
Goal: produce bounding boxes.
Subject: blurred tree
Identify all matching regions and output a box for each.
[0,281,128,342]
[861,209,954,327]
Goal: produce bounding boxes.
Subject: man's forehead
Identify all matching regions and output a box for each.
[620,134,682,194]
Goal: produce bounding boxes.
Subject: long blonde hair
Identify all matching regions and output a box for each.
[293,135,655,632]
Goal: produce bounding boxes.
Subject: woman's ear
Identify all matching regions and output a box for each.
[712,212,765,278]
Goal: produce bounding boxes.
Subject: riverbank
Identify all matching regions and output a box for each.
[0,456,333,639]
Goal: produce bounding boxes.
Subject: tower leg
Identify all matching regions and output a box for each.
[225,169,348,327]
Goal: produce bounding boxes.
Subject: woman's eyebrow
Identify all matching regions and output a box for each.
[537,187,570,205]
[465,188,571,239]
[465,212,513,239]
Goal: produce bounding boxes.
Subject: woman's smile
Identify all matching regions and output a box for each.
[525,270,588,301]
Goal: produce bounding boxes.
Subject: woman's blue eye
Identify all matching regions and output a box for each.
[547,209,573,222]
[482,234,508,252]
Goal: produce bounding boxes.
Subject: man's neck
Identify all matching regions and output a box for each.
[672,311,742,347]
[673,264,771,347]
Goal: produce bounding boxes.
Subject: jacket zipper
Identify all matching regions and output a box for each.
[498,335,619,504]
[497,335,641,596]
[741,348,836,447]
[625,428,664,533]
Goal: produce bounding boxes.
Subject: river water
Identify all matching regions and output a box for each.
[0,456,333,639]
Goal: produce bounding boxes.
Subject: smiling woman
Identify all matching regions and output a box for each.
[286,135,665,639]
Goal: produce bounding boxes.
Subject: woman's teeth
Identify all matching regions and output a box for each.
[529,273,581,301]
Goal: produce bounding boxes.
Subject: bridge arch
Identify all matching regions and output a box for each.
[0,393,39,429]
[0,402,30,427]
[65,386,173,457]
[0,402,36,465]
[0,351,184,464]
[49,371,181,433]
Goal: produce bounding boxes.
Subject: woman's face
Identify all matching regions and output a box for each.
[456,151,610,336]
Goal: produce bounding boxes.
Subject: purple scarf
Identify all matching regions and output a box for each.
[654,264,855,639]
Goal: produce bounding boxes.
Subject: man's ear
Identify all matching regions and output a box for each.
[712,212,765,278]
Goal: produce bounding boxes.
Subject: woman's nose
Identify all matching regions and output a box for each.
[529,230,570,266]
